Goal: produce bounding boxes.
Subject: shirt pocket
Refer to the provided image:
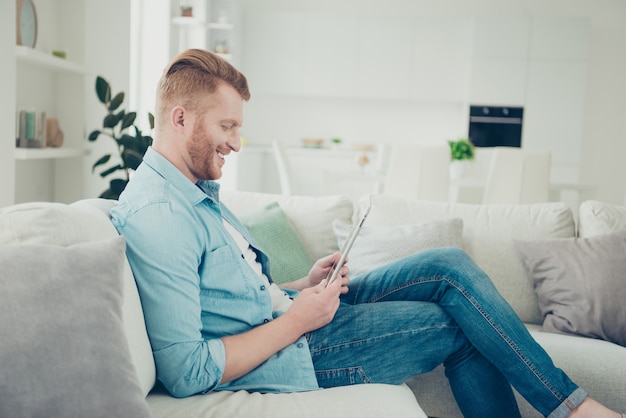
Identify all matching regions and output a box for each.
[199,244,254,299]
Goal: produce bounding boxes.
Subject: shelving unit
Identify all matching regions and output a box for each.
[7,0,87,205]
[169,0,236,62]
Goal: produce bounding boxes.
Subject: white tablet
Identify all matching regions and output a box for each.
[326,195,372,286]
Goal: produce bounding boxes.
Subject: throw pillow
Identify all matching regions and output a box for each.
[514,229,626,347]
[0,237,151,417]
[578,200,626,238]
[332,218,464,278]
[241,201,313,284]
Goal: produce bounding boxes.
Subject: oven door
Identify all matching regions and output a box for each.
[469,105,524,147]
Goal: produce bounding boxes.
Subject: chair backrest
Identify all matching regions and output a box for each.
[382,144,450,201]
[271,140,294,196]
[483,147,551,204]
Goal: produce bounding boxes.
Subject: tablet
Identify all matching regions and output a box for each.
[326,195,372,286]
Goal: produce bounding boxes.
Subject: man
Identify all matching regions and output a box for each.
[111,49,621,418]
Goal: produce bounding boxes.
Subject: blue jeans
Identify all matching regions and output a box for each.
[307,247,588,418]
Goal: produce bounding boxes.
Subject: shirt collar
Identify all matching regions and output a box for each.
[142,147,221,205]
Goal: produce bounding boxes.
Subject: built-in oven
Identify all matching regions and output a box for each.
[468,105,524,147]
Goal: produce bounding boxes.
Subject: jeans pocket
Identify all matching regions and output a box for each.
[315,366,372,387]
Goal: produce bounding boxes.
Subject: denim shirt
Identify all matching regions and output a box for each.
[110,148,318,398]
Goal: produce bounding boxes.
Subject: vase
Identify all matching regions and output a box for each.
[450,160,468,180]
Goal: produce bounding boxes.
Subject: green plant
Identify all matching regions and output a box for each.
[448,138,475,161]
[88,76,154,200]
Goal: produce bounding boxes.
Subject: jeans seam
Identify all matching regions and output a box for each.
[367,276,569,407]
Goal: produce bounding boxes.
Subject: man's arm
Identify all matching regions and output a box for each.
[220,278,342,383]
[281,252,350,292]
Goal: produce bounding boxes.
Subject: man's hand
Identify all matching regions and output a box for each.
[283,277,342,334]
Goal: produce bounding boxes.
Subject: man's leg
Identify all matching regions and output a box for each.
[339,247,586,418]
[308,299,521,417]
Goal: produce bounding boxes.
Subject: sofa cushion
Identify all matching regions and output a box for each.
[0,200,156,397]
[356,195,575,324]
[147,383,426,418]
[0,237,151,417]
[332,218,464,278]
[221,190,354,263]
[578,200,626,238]
[514,230,626,346]
[240,201,313,284]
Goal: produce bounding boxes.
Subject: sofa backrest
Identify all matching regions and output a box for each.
[355,195,576,325]
[221,190,354,263]
[0,199,156,397]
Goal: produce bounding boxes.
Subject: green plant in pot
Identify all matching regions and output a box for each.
[88,76,154,200]
[448,137,475,161]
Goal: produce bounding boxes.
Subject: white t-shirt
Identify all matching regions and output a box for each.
[223,220,293,313]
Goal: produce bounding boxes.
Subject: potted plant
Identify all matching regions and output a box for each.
[448,137,475,179]
[88,76,154,200]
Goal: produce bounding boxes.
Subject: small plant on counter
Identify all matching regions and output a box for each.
[88,76,154,200]
[448,137,475,161]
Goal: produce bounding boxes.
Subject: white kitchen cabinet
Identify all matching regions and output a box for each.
[409,17,473,102]
[469,16,531,106]
[523,61,587,166]
[242,10,305,95]
[355,16,413,100]
[301,13,358,97]
[529,16,589,60]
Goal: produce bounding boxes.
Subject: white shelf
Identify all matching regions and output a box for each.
[207,22,234,30]
[14,147,85,160]
[15,46,85,74]
[171,16,233,30]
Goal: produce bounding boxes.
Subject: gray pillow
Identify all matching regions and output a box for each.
[0,237,151,417]
[514,229,626,347]
[333,218,464,278]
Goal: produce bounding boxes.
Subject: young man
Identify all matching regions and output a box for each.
[110,49,621,418]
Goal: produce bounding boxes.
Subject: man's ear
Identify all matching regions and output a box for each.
[171,106,186,130]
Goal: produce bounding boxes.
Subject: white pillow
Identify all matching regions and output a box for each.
[578,200,626,238]
[333,218,464,278]
[355,194,575,324]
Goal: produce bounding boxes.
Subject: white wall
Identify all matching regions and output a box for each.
[238,0,626,205]
[0,0,16,207]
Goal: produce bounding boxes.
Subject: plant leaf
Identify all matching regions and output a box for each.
[88,130,101,141]
[109,92,124,112]
[100,164,123,178]
[92,154,111,172]
[121,112,137,130]
[95,76,111,104]
[148,112,155,129]
[122,149,144,171]
[109,179,129,196]
[103,113,119,129]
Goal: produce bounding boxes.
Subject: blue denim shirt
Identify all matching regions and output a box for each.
[110,148,318,398]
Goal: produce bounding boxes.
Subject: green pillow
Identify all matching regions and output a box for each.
[241,202,313,284]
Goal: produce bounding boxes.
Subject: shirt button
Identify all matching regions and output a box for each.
[260,285,266,291]
[264,319,270,323]
[297,342,304,348]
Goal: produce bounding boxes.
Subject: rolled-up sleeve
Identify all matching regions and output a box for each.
[113,199,225,398]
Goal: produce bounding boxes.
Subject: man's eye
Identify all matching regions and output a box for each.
[222,125,233,131]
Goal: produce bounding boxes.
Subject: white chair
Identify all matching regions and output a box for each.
[382,144,450,201]
[271,140,294,196]
[482,147,551,204]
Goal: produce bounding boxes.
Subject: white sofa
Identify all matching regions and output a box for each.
[1,190,624,417]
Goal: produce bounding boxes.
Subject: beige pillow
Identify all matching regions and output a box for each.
[333,218,464,278]
[515,230,626,347]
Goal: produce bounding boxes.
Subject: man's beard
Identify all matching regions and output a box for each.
[187,122,221,181]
